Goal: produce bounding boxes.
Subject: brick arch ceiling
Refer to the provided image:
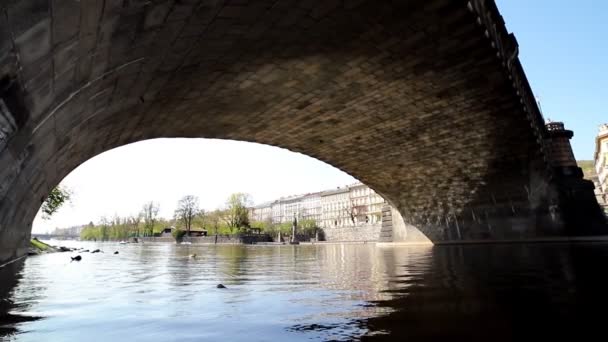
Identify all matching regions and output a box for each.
[0,0,545,246]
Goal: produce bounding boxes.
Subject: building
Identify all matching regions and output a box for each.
[347,183,385,225]
[252,192,322,224]
[51,225,85,237]
[320,187,351,228]
[299,192,322,222]
[251,182,386,229]
[250,202,273,222]
[595,123,608,213]
[320,183,385,228]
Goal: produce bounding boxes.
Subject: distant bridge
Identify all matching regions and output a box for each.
[31,234,80,241]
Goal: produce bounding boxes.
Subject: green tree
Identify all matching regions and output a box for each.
[174,195,200,235]
[41,186,71,219]
[223,193,252,234]
[206,209,223,236]
[99,216,110,241]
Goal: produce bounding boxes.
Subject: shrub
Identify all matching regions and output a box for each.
[172,228,187,240]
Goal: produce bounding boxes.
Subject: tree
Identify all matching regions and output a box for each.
[128,214,142,237]
[343,202,357,225]
[343,196,367,225]
[142,201,160,237]
[41,186,71,219]
[172,227,187,241]
[99,216,110,241]
[223,193,252,234]
[174,195,200,235]
[207,209,222,236]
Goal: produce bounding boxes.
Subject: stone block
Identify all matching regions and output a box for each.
[14,18,51,66]
[24,81,53,124]
[7,0,49,37]
[52,0,81,45]
[53,39,79,77]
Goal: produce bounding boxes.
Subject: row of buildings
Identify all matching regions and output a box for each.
[594,123,608,212]
[250,182,386,229]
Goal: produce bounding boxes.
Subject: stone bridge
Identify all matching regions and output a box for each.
[0,0,606,263]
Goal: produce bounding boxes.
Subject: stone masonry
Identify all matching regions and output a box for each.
[322,223,381,243]
[0,1,606,263]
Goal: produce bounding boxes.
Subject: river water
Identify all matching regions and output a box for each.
[2,241,608,341]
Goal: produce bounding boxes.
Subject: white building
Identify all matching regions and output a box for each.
[595,124,608,212]
[299,192,322,222]
[320,183,385,228]
[250,183,387,228]
[250,202,273,222]
[347,183,385,225]
[320,187,351,228]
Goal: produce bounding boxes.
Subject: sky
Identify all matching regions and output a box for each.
[496,0,607,159]
[32,1,607,233]
[32,140,356,233]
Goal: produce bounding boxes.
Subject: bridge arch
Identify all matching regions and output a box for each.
[1,0,604,262]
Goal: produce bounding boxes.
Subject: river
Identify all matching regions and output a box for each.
[2,241,608,341]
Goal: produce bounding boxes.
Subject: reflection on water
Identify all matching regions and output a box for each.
[0,259,42,337]
[1,242,608,341]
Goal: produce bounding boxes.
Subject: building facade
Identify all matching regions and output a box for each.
[251,183,386,229]
[320,187,351,228]
[250,202,273,222]
[595,124,608,213]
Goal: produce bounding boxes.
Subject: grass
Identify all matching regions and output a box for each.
[578,160,596,179]
[30,239,52,251]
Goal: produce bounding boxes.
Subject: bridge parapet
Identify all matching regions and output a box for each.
[467,0,550,168]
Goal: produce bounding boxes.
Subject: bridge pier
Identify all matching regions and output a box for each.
[545,122,608,235]
[380,122,608,243]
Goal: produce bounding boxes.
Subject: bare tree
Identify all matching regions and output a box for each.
[142,201,160,237]
[174,195,200,235]
[129,214,142,237]
[343,197,367,226]
[343,200,357,225]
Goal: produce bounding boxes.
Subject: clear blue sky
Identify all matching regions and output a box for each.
[496,0,607,159]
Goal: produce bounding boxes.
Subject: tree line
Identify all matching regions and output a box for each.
[79,192,276,241]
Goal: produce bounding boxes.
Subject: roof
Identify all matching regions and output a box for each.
[321,187,349,196]
[168,226,207,232]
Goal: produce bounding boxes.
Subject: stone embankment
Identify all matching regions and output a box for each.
[140,234,272,245]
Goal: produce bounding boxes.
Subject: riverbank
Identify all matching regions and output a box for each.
[28,238,77,256]
[30,238,57,253]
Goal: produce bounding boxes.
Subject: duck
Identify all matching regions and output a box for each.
[71,255,82,261]
[216,284,226,289]
[114,251,119,255]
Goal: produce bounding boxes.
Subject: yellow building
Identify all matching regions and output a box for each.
[594,124,608,212]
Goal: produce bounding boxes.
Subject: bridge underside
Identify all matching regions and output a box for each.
[0,0,605,262]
